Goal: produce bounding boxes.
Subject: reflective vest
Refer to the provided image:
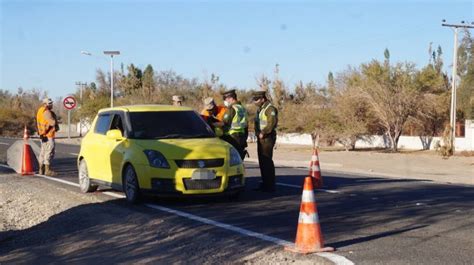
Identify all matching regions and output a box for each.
[36,106,55,138]
[200,106,226,122]
[201,106,226,137]
[228,104,248,135]
[256,102,274,132]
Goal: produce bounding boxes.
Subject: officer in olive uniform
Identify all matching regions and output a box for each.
[221,89,248,160]
[253,91,278,192]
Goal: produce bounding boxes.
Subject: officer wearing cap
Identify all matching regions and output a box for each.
[201,97,226,136]
[36,98,59,176]
[172,95,184,106]
[253,91,278,192]
[221,89,248,160]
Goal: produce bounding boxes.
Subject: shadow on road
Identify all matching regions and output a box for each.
[0,199,281,264]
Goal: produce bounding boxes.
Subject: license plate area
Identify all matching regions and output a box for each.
[191,169,216,180]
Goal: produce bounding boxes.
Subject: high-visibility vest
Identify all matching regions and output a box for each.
[228,104,248,135]
[201,106,225,137]
[36,106,55,138]
[201,106,226,122]
[256,102,274,132]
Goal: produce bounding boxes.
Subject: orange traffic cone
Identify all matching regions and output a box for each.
[21,126,34,176]
[285,177,334,254]
[309,148,323,188]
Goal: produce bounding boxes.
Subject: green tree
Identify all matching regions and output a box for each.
[121,64,143,95]
[457,30,474,119]
[141,64,156,99]
[358,60,421,152]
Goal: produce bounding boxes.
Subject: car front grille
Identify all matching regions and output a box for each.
[183,177,222,190]
[175,158,224,168]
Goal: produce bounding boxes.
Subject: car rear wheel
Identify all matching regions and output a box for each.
[123,165,141,204]
[78,159,98,193]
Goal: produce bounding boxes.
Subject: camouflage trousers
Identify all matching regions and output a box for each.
[39,137,55,165]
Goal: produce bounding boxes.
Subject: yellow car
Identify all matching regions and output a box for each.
[77,105,245,203]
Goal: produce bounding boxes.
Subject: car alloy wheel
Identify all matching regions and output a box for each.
[124,165,140,203]
[78,159,97,193]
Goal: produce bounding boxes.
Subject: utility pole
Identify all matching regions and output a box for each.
[75,81,87,137]
[441,20,474,154]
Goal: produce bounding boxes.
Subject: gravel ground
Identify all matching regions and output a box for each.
[0,172,333,264]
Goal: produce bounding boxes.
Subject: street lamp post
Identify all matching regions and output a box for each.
[81,50,120,108]
[103,51,120,107]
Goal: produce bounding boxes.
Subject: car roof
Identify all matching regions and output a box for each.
[98,104,194,113]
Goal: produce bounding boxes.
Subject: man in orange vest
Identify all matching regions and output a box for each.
[201,97,226,136]
[36,98,59,176]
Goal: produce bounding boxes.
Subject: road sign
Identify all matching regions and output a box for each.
[63,96,77,110]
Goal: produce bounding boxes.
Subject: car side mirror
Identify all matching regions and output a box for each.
[106,129,124,141]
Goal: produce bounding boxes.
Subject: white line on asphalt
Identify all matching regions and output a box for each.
[0,142,9,145]
[144,203,353,265]
[102,191,125,199]
[0,163,353,265]
[69,153,79,156]
[276,182,342,194]
[36,174,80,187]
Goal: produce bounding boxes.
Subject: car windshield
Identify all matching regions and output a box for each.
[129,111,215,139]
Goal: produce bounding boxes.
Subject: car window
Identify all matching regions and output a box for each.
[129,111,214,139]
[110,114,124,135]
[94,114,112,135]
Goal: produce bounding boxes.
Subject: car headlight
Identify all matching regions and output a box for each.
[229,147,242,166]
[144,150,170,169]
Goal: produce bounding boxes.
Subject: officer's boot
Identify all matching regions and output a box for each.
[39,164,45,175]
[44,165,57,176]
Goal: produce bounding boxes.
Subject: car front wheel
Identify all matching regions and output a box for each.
[123,165,141,204]
[78,159,98,193]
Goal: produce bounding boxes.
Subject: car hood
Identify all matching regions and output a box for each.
[133,137,231,160]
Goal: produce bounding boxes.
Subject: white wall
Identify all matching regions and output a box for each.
[275,120,474,151]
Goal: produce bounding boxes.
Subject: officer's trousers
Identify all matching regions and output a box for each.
[257,133,276,191]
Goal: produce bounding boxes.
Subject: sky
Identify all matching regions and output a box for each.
[1,0,473,99]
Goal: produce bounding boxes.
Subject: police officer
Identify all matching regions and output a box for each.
[221,89,248,160]
[172,95,184,106]
[253,91,278,192]
[36,98,59,176]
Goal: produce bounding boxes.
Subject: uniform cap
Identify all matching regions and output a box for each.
[204,97,216,110]
[172,95,183,102]
[43,98,53,105]
[252,91,266,100]
[221,89,237,99]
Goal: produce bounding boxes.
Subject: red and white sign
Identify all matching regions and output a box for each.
[63,96,77,110]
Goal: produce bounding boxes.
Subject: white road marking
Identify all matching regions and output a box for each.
[37,174,80,187]
[69,153,79,156]
[0,142,9,145]
[102,191,125,199]
[276,182,342,194]
[0,163,353,265]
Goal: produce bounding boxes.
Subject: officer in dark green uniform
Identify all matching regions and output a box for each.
[253,91,278,192]
[221,89,248,160]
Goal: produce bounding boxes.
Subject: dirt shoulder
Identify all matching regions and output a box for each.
[247,143,473,186]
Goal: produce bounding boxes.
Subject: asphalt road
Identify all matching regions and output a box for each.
[1,137,473,264]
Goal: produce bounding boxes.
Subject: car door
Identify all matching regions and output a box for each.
[103,112,127,185]
[86,112,112,180]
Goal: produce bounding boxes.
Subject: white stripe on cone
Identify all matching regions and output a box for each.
[298,212,320,224]
[311,165,321,172]
[311,155,319,161]
[302,190,315,203]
